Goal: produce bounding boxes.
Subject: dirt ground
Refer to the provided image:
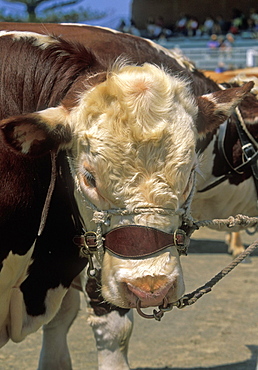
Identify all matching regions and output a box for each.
[0,228,257,370]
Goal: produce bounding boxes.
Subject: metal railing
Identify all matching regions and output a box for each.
[168,46,252,70]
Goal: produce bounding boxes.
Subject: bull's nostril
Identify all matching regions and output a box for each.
[125,278,174,308]
[126,275,169,294]
[124,275,173,304]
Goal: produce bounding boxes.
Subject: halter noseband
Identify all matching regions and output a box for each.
[104,225,189,257]
[74,224,189,259]
[71,204,194,279]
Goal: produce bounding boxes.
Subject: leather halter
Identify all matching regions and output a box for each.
[104,225,189,257]
[62,150,195,279]
[104,225,189,258]
[73,225,189,259]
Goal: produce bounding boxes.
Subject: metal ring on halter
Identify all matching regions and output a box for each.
[136,297,173,321]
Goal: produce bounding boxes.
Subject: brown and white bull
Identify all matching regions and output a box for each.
[0,25,258,370]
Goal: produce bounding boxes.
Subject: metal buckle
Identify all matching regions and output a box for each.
[173,229,185,245]
[73,232,98,278]
[173,229,188,255]
[242,143,255,160]
[84,231,98,252]
[83,232,98,279]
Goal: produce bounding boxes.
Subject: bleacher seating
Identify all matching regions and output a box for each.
[157,36,258,70]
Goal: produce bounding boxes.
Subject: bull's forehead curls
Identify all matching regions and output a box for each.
[71,62,198,151]
[70,63,198,203]
[72,62,198,136]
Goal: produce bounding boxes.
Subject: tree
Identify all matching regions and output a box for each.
[0,0,105,22]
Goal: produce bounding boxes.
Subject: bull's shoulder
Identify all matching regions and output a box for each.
[0,30,104,118]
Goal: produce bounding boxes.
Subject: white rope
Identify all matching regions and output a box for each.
[195,214,258,231]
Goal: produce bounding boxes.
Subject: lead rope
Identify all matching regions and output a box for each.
[38,151,57,236]
[175,236,258,309]
[176,214,258,307]
[137,214,258,321]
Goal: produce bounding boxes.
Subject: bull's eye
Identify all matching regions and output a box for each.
[83,169,96,188]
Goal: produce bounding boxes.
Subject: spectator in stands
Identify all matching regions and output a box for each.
[229,8,247,34]
[118,20,126,33]
[203,16,215,35]
[217,15,231,34]
[247,8,258,36]
[249,8,258,24]
[146,16,173,40]
[212,20,221,35]
[175,13,188,36]
[219,33,234,57]
[186,16,199,36]
[146,16,163,39]
[207,34,220,49]
[215,62,226,72]
[117,19,141,37]
[155,16,165,29]
[127,19,141,36]
[246,17,256,33]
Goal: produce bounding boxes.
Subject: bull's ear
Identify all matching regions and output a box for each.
[0,106,72,156]
[196,81,254,135]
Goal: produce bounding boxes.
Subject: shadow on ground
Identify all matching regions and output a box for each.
[189,239,258,256]
[133,345,258,370]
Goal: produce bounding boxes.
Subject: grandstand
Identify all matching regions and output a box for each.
[157,36,258,70]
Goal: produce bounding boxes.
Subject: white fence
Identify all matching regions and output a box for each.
[246,48,258,67]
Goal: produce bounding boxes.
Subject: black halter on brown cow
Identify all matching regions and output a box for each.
[0,23,258,370]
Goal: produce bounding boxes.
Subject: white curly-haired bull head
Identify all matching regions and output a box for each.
[1,62,253,309]
[67,63,198,308]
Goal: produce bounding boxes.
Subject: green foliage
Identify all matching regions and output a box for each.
[0,7,24,21]
[0,0,106,22]
[40,6,105,23]
[42,0,84,12]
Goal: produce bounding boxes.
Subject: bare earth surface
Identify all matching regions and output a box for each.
[0,228,257,370]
